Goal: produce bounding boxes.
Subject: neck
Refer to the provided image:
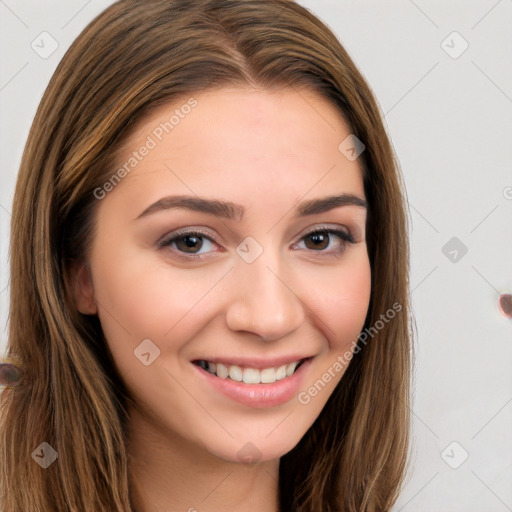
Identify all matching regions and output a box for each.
[127,405,280,512]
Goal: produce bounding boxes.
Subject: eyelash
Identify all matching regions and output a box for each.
[156,226,355,260]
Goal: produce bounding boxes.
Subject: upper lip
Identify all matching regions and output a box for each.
[192,355,313,369]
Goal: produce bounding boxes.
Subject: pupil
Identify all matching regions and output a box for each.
[178,235,202,253]
[307,232,328,250]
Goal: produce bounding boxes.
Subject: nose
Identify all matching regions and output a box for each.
[225,255,306,341]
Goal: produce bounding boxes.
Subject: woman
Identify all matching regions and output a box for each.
[0,0,412,510]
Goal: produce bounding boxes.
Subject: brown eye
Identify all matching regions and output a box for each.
[174,234,204,253]
[157,230,218,258]
[304,231,329,250]
[295,228,355,254]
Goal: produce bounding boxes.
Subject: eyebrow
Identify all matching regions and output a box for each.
[135,193,367,221]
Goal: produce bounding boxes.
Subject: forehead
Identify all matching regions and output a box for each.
[107,87,365,211]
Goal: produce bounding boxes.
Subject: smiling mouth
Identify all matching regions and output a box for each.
[192,358,309,384]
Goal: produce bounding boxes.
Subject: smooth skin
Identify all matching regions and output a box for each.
[72,87,371,512]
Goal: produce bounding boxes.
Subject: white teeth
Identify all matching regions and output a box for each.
[243,368,261,384]
[216,362,229,379]
[286,362,298,376]
[260,368,276,384]
[198,359,306,383]
[276,365,287,380]
[228,365,243,382]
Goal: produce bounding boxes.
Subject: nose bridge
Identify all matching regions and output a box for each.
[225,242,305,340]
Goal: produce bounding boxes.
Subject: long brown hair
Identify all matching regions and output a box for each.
[0,1,413,510]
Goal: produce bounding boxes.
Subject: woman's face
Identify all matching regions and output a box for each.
[75,87,371,463]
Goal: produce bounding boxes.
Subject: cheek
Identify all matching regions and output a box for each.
[304,253,371,350]
[294,253,371,415]
[89,243,225,363]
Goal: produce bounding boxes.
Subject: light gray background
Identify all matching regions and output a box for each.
[1,1,511,510]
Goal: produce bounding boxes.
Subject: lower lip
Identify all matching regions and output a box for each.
[193,358,313,408]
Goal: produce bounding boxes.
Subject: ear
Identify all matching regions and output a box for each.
[69,261,98,315]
